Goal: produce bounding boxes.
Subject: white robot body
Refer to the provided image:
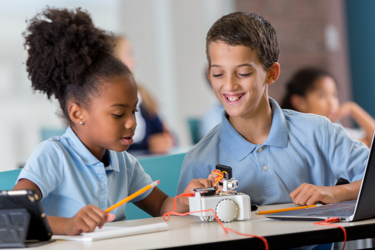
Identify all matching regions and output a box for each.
[188,190,251,222]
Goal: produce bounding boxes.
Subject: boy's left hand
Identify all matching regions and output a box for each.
[290,183,341,205]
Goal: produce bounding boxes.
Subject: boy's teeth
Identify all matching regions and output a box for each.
[228,96,240,102]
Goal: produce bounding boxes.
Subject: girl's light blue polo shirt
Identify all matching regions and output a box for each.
[17,127,153,220]
[177,98,369,205]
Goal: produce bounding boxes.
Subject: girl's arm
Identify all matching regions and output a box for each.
[338,102,375,146]
[134,178,212,216]
[13,179,114,235]
[289,180,361,205]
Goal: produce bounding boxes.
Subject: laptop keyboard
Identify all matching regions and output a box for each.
[306,207,355,217]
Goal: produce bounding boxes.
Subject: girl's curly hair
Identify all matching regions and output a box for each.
[24,7,132,123]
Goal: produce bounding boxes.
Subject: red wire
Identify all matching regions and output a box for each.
[162,193,269,250]
[314,218,347,250]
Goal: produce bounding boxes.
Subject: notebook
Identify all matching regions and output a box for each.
[266,133,375,222]
[52,222,168,241]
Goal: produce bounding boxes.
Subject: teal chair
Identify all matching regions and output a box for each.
[125,152,186,220]
[0,169,21,190]
[0,153,186,221]
[187,117,201,144]
[41,127,66,141]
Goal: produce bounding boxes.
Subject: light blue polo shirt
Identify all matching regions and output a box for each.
[17,127,153,220]
[177,98,369,205]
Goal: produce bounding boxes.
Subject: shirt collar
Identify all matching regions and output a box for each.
[63,127,120,172]
[218,97,288,161]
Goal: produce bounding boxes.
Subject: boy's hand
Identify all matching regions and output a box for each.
[64,205,115,235]
[208,172,225,189]
[290,183,341,205]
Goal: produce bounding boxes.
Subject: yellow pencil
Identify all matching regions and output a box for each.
[256,204,322,215]
[105,180,160,213]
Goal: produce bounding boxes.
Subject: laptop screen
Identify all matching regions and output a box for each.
[353,133,375,221]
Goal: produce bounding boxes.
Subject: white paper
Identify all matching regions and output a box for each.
[52,222,168,241]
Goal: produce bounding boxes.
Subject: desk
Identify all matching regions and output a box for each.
[7,203,375,249]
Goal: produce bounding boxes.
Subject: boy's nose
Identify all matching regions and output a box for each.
[223,75,237,91]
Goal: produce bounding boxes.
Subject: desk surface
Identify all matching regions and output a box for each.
[11,203,375,249]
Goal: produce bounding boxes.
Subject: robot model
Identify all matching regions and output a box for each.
[188,177,251,223]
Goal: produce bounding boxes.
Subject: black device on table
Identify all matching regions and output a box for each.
[215,164,258,212]
[0,189,53,248]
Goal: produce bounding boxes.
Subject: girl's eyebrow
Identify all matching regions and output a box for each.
[110,104,130,108]
[110,100,139,108]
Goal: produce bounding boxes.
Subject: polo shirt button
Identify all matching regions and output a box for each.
[101,202,106,208]
[102,190,107,195]
[257,147,263,153]
[263,165,268,171]
[101,177,106,182]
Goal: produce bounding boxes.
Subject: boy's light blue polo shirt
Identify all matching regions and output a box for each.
[17,127,153,220]
[177,98,369,205]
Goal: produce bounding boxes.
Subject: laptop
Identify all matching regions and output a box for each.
[265,134,375,222]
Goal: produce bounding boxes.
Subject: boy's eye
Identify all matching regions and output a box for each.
[212,74,223,78]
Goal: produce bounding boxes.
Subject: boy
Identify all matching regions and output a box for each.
[177,12,368,206]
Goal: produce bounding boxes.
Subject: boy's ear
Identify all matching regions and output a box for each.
[265,62,280,85]
[290,94,307,112]
[206,66,212,84]
[68,102,86,125]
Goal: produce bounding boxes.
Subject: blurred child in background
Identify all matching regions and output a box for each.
[113,36,175,155]
[281,67,375,147]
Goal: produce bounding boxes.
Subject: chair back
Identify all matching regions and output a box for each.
[0,169,21,190]
[187,117,201,144]
[125,152,186,220]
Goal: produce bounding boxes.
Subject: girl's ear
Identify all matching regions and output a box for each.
[290,94,307,112]
[265,62,280,85]
[68,102,86,125]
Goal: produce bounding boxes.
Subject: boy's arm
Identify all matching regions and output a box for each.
[290,180,361,205]
[134,178,212,216]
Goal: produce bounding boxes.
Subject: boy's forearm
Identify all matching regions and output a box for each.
[335,180,362,201]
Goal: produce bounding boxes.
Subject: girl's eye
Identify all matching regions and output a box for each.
[113,114,124,118]
[132,109,139,114]
[212,74,223,78]
[239,73,251,77]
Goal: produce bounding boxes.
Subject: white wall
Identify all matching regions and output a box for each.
[0,0,234,171]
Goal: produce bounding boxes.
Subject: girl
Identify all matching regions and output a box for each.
[113,36,175,155]
[281,67,375,147]
[14,8,210,236]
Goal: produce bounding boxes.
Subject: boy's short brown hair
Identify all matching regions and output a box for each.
[206,12,279,69]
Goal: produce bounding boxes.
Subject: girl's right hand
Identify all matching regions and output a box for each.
[65,205,115,235]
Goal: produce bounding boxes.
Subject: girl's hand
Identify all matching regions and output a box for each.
[64,205,115,235]
[290,183,341,205]
[180,178,212,206]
